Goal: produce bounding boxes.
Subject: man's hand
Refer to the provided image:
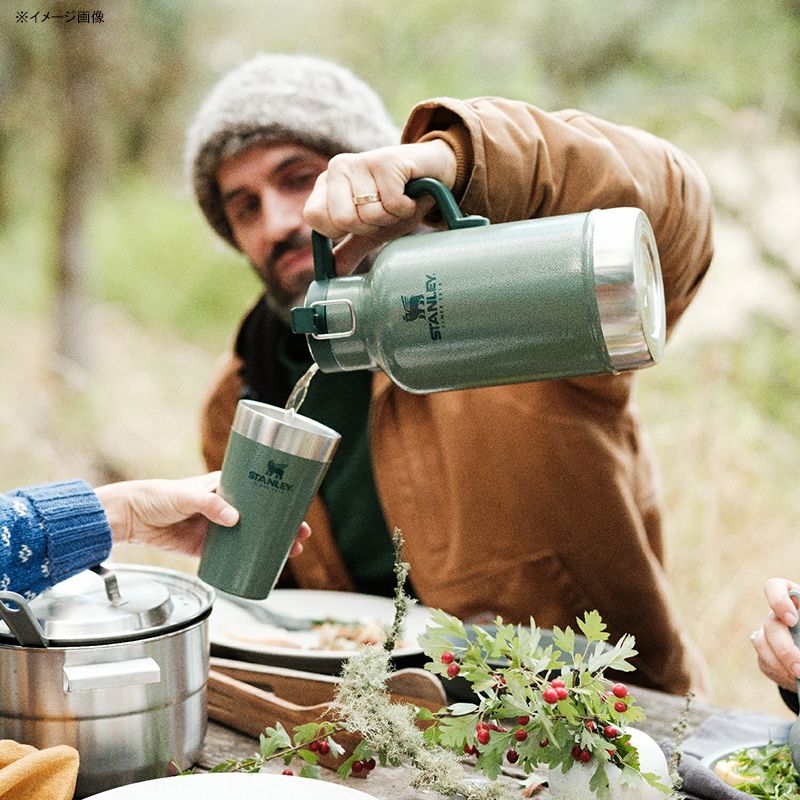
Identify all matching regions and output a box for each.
[751,577,800,690]
[95,472,311,557]
[303,139,458,275]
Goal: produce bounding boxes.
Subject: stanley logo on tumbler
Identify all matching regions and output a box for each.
[248,460,293,492]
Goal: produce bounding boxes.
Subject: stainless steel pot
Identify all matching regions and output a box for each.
[0,564,215,798]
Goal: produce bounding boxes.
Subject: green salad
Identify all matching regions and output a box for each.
[714,741,800,798]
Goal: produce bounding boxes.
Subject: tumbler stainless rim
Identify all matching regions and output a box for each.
[232,400,340,462]
[590,207,666,371]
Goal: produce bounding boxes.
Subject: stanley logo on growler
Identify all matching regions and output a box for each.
[400,273,445,341]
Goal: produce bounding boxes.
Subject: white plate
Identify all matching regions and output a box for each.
[209,589,432,672]
[86,773,379,799]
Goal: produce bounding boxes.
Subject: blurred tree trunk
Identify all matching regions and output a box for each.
[0,131,10,230]
[0,29,35,230]
[51,8,100,372]
[786,0,800,131]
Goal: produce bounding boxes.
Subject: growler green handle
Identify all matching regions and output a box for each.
[405,177,490,230]
[311,177,489,281]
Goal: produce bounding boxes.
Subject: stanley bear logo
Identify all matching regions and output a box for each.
[248,466,292,491]
[400,276,443,341]
[267,460,287,480]
[401,293,425,322]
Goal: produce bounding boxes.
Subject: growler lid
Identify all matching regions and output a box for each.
[293,276,372,374]
[590,208,666,371]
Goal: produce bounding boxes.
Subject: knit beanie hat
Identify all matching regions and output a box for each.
[185,53,400,248]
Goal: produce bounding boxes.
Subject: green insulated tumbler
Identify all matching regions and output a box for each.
[198,400,340,599]
[290,178,665,394]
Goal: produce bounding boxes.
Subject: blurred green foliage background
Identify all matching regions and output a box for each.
[1,0,798,712]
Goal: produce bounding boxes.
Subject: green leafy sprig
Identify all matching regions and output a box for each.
[418,608,671,799]
[199,720,345,779]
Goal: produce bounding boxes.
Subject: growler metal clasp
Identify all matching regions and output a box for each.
[310,299,356,340]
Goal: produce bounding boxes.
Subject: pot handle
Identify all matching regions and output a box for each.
[0,591,49,647]
[63,657,161,693]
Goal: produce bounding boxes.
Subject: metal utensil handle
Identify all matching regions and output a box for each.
[311,177,489,281]
[220,593,313,631]
[91,564,126,606]
[0,591,48,647]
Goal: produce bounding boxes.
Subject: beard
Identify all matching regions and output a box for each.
[253,231,315,324]
[254,232,379,326]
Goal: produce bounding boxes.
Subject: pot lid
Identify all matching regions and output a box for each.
[0,563,215,647]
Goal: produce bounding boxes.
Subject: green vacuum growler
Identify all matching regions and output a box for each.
[290,178,665,394]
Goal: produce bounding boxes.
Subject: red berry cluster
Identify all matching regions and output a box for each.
[455,662,634,775]
[351,757,377,773]
[466,716,538,767]
[281,735,335,777]
[472,720,510,755]
[571,744,592,763]
[308,739,331,755]
[562,683,628,764]
[441,650,461,678]
[542,676,569,704]
[611,682,628,712]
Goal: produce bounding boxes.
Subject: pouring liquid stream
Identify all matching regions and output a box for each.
[284,362,319,416]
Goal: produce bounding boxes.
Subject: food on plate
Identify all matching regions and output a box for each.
[226,617,409,652]
[714,757,759,787]
[713,741,800,798]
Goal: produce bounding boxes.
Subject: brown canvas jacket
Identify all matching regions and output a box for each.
[199,97,714,694]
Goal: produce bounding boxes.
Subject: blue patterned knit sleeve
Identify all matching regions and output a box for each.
[0,480,112,601]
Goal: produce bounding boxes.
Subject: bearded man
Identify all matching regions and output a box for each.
[185,53,714,695]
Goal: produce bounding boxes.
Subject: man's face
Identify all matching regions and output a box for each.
[216,143,329,314]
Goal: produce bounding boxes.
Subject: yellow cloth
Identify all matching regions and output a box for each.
[0,740,79,800]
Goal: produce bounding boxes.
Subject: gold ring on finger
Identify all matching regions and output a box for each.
[353,192,381,206]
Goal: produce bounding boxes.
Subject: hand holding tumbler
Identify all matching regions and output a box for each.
[198,400,340,599]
